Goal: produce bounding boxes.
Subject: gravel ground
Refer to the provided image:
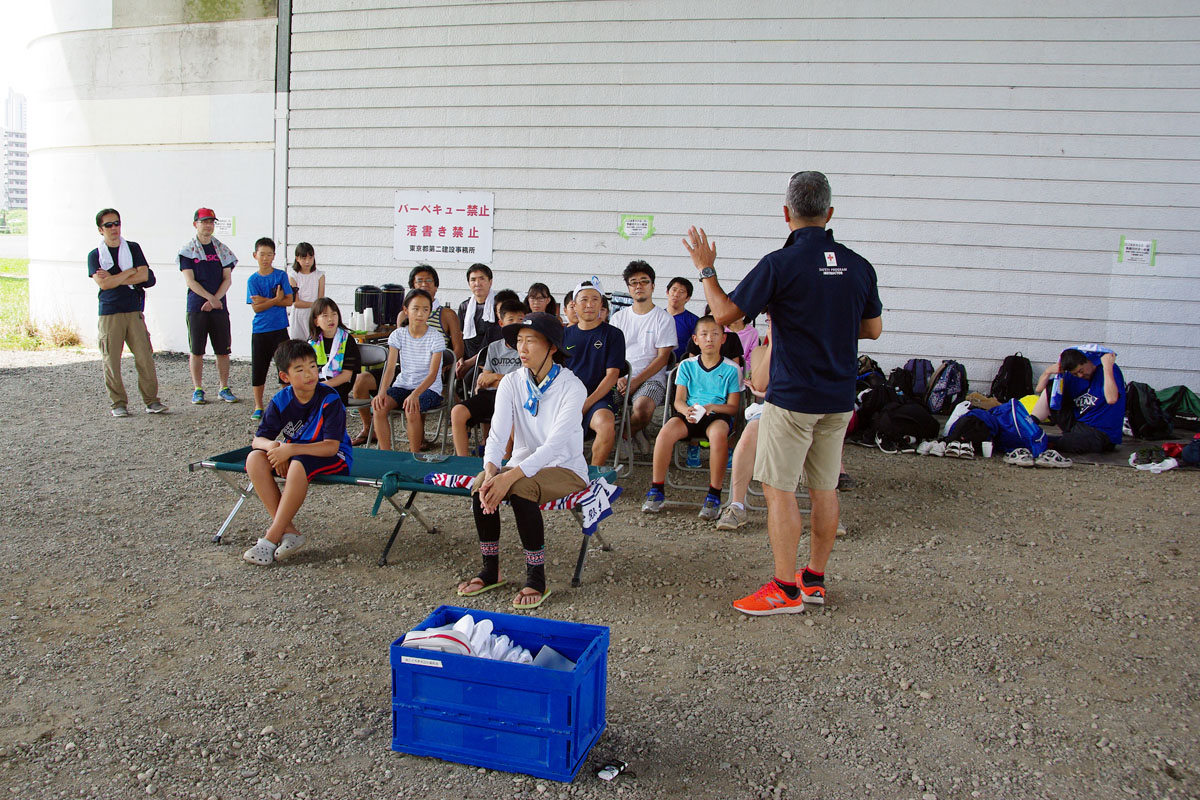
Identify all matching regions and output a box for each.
[1,350,1197,800]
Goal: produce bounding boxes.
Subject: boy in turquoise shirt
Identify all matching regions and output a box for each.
[246,237,293,420]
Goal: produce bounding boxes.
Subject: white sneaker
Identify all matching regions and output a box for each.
[1003,447,1035,467]
[617,438,634,462]
[928,441,947,457]
[715,504,748,530]
[243,538,277,566]
[633,430,652,455]
[916,440,936,456]
[274,533,306,560]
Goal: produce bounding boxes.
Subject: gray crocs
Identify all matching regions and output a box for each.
[243,538,277,565]
[274,533,306,560]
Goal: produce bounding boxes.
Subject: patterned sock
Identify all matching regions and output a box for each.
[478,541,500,585]
[524,548,546,593]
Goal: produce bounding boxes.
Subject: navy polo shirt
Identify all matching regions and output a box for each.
[87,241,153,315]
[728,227,882,414]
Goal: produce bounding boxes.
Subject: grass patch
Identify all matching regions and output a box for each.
[0,259,82,350]
[0,210,27,234]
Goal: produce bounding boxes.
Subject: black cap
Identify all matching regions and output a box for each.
[502,312,566,363]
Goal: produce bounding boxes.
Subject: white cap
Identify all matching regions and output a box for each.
[573,276,604,298]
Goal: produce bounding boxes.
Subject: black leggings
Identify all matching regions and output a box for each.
[472,493,546,592]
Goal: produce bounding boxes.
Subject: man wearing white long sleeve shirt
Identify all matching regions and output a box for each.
[456,312,588,611]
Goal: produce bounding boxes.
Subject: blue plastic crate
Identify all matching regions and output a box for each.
[390,605,609,783]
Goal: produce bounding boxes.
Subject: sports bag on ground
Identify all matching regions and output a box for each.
[925,360,969,414]
[903,358,935,398]
[989,353,1033,403]
[1125,381,1173,440]
[1157,385,1200,431]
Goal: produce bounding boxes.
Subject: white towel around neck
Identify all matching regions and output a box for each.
[462,288,497,340]
[98,237,134,272]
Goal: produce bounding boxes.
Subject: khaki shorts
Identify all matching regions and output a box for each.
[471,466,588,504]
[753,404,852,492]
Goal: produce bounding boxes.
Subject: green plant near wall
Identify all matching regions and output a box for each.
[185,0,274,23]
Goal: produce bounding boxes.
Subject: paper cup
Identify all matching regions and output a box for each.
[981,442,994,458]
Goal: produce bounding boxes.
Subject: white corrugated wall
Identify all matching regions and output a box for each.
[287,0,1200,388]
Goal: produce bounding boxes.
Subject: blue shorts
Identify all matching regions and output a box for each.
[386,386,442,412]
[583,396,616,429]
[292,453,349,481]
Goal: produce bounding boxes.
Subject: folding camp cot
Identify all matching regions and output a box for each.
[188,447,619,586]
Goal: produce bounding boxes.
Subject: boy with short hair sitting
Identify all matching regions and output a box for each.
[451,299,526,456]
[642,315,741,520]
[243,340,354,566]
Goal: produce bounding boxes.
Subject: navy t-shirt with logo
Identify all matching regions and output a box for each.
[1062,356,1126,444]
[87,241,153,315]
[562,322,626,395]
[728,226,882,414]
[179,243,231,313]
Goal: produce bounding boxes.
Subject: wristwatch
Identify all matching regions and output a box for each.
[698,266,717,281]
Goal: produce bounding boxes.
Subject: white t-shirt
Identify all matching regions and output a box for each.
[611,304,677,383]
[387,325,444,395]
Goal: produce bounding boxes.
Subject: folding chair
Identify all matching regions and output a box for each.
[591,361,632,475]
[346,343,388,437]
[616,352,676,470]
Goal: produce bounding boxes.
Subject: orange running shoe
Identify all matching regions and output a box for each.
[796,571,826,605]
[732,581,805,616]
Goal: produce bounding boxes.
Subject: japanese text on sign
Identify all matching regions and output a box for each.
[395,191,494,263]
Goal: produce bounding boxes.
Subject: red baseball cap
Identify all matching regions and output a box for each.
[193,208,218,222]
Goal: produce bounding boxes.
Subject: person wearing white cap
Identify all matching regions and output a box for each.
[561,277,626,466]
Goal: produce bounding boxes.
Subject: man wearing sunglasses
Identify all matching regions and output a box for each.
[86,208,166,417]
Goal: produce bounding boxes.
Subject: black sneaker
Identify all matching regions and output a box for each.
[837,472,857,491]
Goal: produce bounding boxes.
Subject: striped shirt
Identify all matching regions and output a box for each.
[387,325,444,396]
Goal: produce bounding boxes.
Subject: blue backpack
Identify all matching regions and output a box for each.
[903,358,935,398]
[925,360,968,414]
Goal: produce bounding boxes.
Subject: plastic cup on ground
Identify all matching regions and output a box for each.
[981,442,994,457]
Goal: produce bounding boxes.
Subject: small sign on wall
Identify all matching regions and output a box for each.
[1118,235,1156,265]
[214,217,235,237]
[395,191,494,263]
[618,214,655,241]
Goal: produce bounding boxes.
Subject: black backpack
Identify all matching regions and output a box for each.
[875,400,941,445]
[888,367,914,399]
[1125,381,1173,440]
[990,353,1033,402]
[925,360,969,414]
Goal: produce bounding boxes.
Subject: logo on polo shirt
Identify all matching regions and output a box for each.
[825,252,837,267]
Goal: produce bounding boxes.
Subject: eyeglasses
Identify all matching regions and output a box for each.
[627,279,652,288]
[101,221,121,229]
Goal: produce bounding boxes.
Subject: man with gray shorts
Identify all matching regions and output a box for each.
[683,171,882,615]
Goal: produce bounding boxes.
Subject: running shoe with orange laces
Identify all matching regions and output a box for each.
[732,580,805,616]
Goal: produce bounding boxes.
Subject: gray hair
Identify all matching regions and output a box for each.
[786,171,832,219]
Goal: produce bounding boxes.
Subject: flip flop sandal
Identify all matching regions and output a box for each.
[512,588,552,610]
[350,433,370,447]
[456,577,508,597]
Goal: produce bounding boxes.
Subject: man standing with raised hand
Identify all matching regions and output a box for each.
[683,171,882,616]
[87,208,167,417]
